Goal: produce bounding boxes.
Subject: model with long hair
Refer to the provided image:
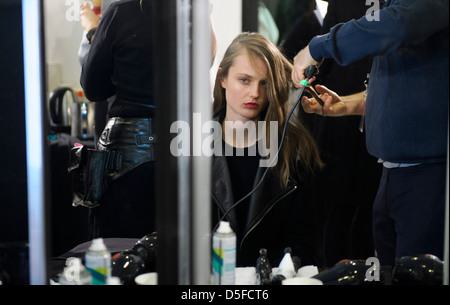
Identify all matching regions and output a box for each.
[211,32,323,267]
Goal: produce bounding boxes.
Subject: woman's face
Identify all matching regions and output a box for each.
[220,50,269,123]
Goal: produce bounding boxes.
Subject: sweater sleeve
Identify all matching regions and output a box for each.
[80,5,118,101]
[309,0,449,66]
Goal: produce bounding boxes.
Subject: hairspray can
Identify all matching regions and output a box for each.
[85,238,111,285]
[212,221,236,285]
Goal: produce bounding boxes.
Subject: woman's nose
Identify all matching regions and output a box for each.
[249,83,260,99]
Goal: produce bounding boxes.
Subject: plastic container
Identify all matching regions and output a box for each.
[85,238,111,285]
[212,221,236,285]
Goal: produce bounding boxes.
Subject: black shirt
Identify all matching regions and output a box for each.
[80,0,155,118]
[224,141,261,241]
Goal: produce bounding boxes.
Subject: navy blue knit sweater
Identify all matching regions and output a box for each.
[309,0,449,164]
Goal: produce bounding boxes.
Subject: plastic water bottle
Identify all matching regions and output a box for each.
[85,238,111,285]
[212,221,236,285]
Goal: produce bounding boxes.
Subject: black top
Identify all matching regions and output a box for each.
[224,141,260,242]
[80,0,155,118]
[212,139,320,267]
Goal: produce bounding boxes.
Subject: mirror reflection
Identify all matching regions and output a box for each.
[1,0,447,286]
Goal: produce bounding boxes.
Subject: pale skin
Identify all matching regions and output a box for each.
[220,51,269,148]
[80,3,100,32]
[301,84,366,116]
[292,45,366,117]
[291,45,319,87]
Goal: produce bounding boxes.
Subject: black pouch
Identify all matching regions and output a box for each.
[68,144,122,208]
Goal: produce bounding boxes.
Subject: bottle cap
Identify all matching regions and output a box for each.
[89,238,107,251]
[216,221,232,233]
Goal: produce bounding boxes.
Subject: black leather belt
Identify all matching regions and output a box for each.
[98,117,156,179]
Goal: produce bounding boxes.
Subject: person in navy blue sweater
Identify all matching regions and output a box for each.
[292,0,448,267]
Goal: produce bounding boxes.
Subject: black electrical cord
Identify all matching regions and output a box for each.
[213,65,318,233]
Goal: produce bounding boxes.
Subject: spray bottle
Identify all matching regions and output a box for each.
[272,247,296,285]
[85,238,111,285]
[212,221,236,285]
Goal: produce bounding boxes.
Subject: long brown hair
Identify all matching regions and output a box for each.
[213,32,323,186]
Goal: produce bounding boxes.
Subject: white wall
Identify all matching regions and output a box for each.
[210,0,242,76]
[44,0,85,94]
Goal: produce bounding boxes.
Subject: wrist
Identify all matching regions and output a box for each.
[86,27,97,44]
[308,36,325,62]
[343,92,366,115]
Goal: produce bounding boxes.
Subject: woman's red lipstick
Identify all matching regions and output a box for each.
[244,102,259,109]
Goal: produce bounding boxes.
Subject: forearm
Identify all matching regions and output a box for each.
[210,16,217,63]
[340,91,365,116]
[309,0,449,65]
[80,5,100,32]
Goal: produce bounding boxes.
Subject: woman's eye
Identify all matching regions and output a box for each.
[261,80,268,86]
[240,78,249,84]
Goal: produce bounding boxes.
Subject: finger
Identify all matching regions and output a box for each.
[305,86,323,107]
[303,95,325,115]
[315,84,329,95]
[301,96,313,113]
[292,72,300,89]
[291,70,298,87]
[322,94,335,113]
[292,69,303,87]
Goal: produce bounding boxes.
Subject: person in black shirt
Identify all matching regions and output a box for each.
[78,0,118,144]
[81,0,155,117]
[80,0,217,240]
[80,0,156,239]
[211,32,323,267]
[277,0,322,61]
[297,0,382,269]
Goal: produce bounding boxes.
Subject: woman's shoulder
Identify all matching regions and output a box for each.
[108,0,144,13]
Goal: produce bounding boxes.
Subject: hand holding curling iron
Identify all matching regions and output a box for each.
[292,47,365,117]
[301,85,366,117]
